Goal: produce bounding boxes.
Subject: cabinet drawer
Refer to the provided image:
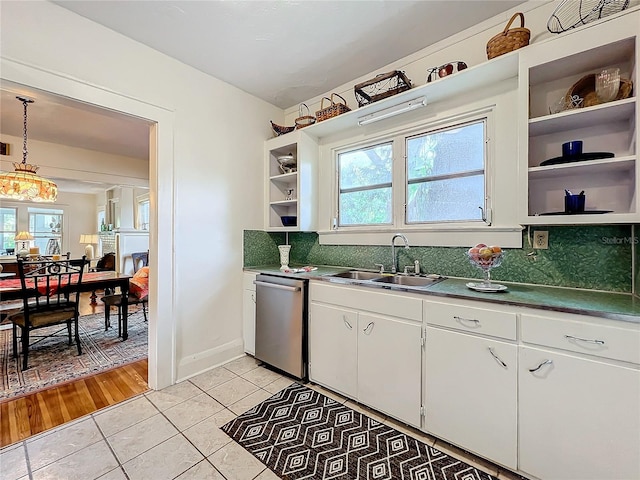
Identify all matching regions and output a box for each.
[425,301,516,340]
[310,282,422,322]
[521,314,640,364]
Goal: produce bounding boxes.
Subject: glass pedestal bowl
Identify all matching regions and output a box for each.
[466,251,507,292]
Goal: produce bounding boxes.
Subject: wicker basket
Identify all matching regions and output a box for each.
[315,94,351,122]
[565,74,633,109]
[354,71,412,107]
[486,12,530,60]
[270,121,296,137]
[294,103,316,129]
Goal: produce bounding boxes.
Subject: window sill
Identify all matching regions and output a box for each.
[318,225,523,248]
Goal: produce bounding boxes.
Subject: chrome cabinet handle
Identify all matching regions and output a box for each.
[564,335,605,345]
[529,359,553,373]
[363,322,375,334]
[343,315,353,330]
[488,347,507,368]
[454,315,480,326]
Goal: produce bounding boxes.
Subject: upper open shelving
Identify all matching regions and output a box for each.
[293,51,519,140]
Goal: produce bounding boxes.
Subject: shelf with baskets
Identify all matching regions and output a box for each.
[265,130,318,231]
[296,51,519,140]
[518,13,638,224]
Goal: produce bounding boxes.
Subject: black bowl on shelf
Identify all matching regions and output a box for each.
[280,216,297,227]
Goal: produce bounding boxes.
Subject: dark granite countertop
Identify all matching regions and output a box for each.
[244,265,640,324]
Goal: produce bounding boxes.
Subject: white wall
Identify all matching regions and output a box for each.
[0,0,282,385]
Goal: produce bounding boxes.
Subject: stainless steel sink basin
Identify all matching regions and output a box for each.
[372,275,443,287]
[328,270,385,280]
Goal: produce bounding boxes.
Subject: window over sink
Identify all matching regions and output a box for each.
[335,112,491,230]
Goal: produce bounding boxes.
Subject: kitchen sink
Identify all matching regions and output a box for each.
[328,270,385,280]
[372,275,443,287]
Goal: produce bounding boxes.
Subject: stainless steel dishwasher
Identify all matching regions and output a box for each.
[253,274,307,379]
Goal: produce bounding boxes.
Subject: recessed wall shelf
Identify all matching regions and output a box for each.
[528,156,635,179]
[518,15,638,225]
[265,130,318,231]
[529,98,635,137]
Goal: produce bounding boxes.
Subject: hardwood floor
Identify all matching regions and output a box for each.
[1,291,150,448]
[0,358,149,448]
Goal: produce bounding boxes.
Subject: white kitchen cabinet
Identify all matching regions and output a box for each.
[308,302,358,398]
[264,130,318,231]
[358,312,422,427]
[309,281,423,427]
[518,11,639,224]
[519,346,640,480]
[242,272,257,355]
[518,311,640,480]
[424,301,518,469]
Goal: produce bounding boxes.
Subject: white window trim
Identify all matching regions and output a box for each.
[317,101,523,247]
[136,192,150,231]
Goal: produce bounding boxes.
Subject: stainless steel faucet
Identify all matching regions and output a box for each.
[390,233,410,273]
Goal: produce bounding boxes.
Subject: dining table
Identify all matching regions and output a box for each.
[0,271,134,340]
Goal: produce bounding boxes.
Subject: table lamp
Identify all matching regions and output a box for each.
[15,231,34,257]
[80,234,99,260]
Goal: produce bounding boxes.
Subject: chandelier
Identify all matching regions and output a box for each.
[0,96,58,202]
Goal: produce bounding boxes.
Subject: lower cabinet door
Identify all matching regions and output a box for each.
[358,313,422,427]
[426,327,517,469]
[308,303,358,398]
[519,347,640,480]
[242,288,256,355]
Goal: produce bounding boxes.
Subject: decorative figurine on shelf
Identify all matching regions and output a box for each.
[285,188,294,201]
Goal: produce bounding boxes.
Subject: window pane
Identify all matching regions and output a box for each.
[29,210,63,254]
[0,208,17,252]
[338,142,393,227]
[407,175,484,223]
[339,188,392,225]
[137,200,149,230]
[339,143,392,190]
[406,118,486,224]
[407,121,484,180]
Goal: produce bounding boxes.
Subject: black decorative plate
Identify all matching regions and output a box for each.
[538,210,613,216]
[540,152,614,166]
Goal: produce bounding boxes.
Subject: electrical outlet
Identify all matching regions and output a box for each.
[533,230,549,249]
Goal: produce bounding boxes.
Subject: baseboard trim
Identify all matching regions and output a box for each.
[175,338,244,382]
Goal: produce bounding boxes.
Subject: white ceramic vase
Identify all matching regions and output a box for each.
[278,245,291,271]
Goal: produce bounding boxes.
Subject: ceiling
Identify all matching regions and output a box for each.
[53,0,529,109]
[0,83,151,160]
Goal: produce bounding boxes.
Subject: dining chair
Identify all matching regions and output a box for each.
[101,251,149,336]
[9,256,86,370]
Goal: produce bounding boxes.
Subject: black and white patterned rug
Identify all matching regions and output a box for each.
[222,383,497,480]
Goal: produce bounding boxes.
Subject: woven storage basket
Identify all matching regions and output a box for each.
[565,74,633,109]
[315,94,351,122]
[270,121,296,137]
[354,71,412,107]
[486,12,530,59]
[294,103,316,129]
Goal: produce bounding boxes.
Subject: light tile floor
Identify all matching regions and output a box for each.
[0,355,522,480]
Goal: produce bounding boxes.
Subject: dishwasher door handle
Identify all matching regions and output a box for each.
[254,280,301,292]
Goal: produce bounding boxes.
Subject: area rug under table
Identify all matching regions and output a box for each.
[0,310,147,400]
[222,383,497,480]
